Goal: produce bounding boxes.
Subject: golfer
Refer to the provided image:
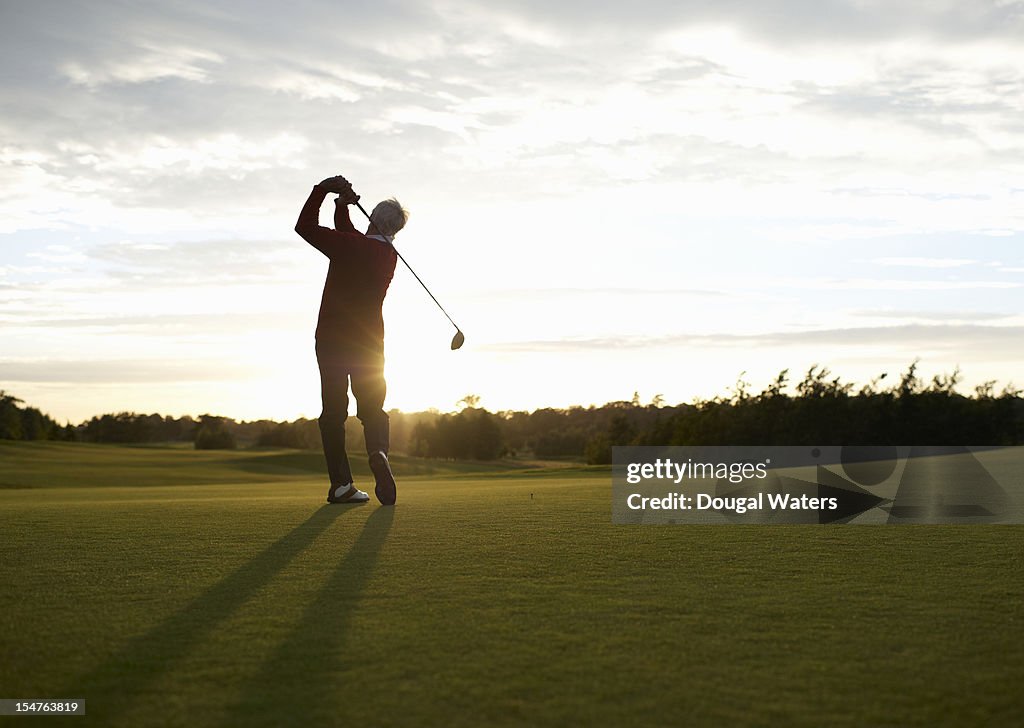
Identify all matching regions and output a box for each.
[294,175,408,505]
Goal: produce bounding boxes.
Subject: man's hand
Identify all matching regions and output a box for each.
[335,186,361,205]
[319,175,353,194]
[319,175,361,205]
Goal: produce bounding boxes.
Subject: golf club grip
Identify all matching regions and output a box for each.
[352,200,461,330]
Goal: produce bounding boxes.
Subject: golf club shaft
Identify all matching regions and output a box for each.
[353,200,461,332]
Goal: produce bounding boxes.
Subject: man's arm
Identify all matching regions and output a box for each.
[295,176,362,257]
[333,198,357,233]
[294,184,335,257]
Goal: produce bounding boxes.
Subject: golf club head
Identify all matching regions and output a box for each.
[451,330,465,350]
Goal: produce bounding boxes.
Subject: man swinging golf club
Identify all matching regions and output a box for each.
[295,174,407,505]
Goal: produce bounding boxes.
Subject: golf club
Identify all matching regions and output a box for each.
[352,198,465,351]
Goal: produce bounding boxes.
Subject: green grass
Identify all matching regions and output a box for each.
[0,442,1022,727]
[0,441,585,490]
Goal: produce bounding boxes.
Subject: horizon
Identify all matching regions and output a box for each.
[2,1,1022,424]
[5,357,1017,428]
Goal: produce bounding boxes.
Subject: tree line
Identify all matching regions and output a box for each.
[2,362,1022,461]
[0,392,76,441]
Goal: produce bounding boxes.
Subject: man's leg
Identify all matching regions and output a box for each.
[351,366,388,455]
[351,355,396,505]
[316,342,355,493]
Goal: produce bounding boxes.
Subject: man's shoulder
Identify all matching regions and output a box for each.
[329,230,381,255]
[332,232,396,270]
[365,235,398,257]
[336,229,370,242]
[365,234,394,248]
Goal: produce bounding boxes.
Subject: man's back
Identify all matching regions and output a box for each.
[294,184,398,352]
[317,232,397,351]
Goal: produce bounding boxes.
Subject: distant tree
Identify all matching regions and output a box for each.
[20,408,49,440]
[0,391,66,441]
[256,419,319,449]
[584,433,611,465]
[82,412,154,443]
[0,391,24,439]
[533,429,587,457]
[408,406,504,460]
[466,408,503,459]
[584,413,637,465]
[409,421,433,457]
[194,415,237,450]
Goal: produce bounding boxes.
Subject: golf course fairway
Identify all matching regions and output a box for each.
[1,442,1021,726]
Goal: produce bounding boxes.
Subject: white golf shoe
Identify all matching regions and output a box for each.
[326,483,370,504]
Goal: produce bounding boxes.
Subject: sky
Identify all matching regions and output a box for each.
[1,0,1022,424]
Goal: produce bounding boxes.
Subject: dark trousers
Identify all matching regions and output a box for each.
[316,340,390,487]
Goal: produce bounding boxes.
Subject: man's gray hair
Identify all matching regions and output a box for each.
[369,198,409,237]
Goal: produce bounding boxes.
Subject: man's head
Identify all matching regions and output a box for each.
[369,198,409,238]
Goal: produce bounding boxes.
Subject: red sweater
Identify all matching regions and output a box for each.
[295,185,397,353]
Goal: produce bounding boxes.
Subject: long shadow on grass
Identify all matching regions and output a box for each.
[226,506,394,727]
[60,504,353,724]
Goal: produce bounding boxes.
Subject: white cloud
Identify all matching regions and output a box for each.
[60,44,224,86]
[264,72,362,102]
[0,357,262,383]
[850,309,1014,322]
[481,323,1024,354]
[768,278,1022,291]
[873,257,978,268]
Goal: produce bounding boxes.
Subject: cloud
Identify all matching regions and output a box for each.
[790,63,1024,145]
[481,324,1024,354]
[834,188,992,201]
[749,324,1024,352]
[86,239,306,285]
[453,0,1024,43]
[60,44,224,86]
[0,312,304,334]
[872,257,979,268]
[850,309,1015,322]
[768,278,1023,291]
[0,357,261,383]
[473,286,731,300]
[4,0,1023,227]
